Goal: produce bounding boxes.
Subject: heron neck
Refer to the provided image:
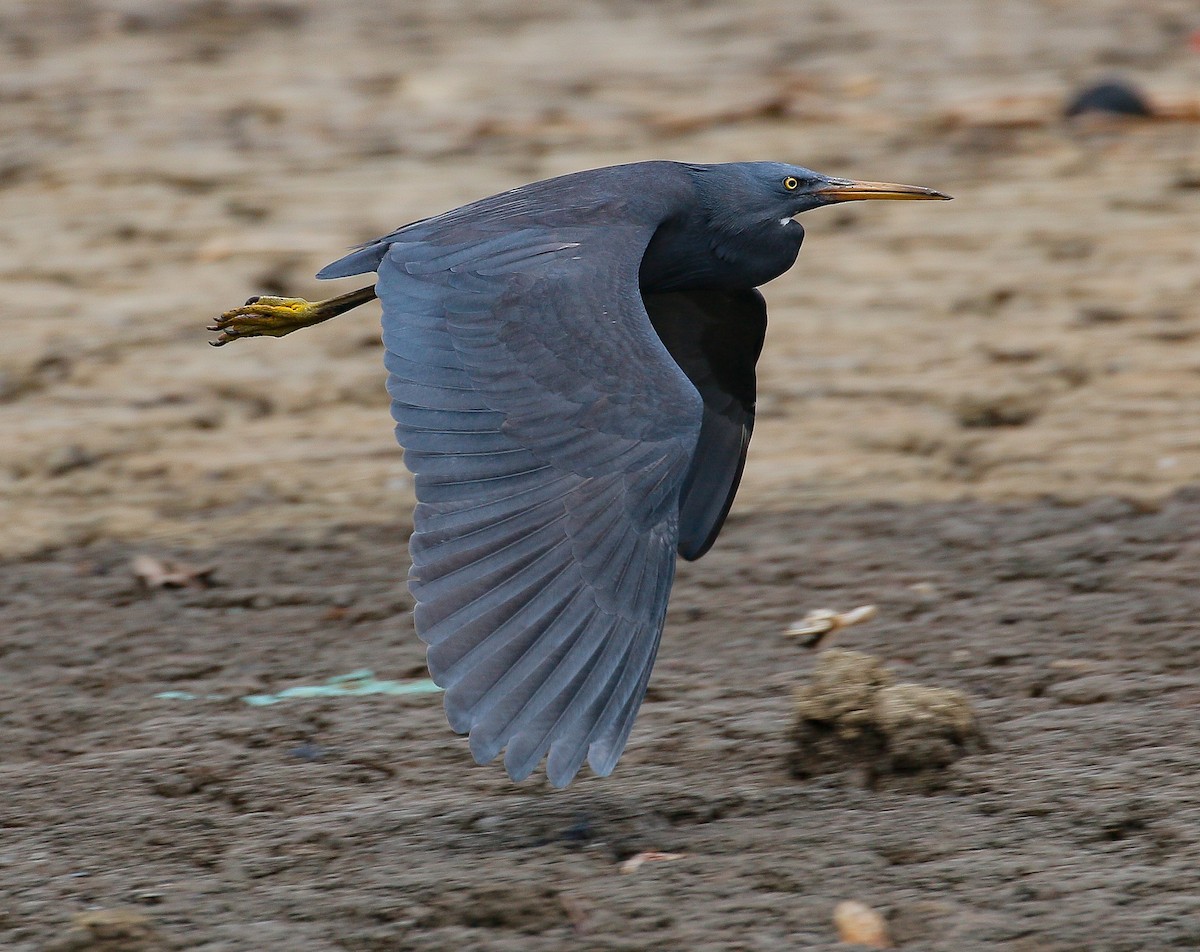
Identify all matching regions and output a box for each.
[639,210,803,293]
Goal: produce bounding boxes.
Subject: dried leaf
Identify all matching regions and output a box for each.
[834,900,891,948]
[785,605,878,648]
[131,554,216,590]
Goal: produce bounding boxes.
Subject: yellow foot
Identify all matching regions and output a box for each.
[208,296,321,346]
[208,285,378,347]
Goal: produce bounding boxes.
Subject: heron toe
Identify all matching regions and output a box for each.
[207,296,318,346]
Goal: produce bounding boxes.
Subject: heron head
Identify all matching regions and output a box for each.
[692,162,951,229]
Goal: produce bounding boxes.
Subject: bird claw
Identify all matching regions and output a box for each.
[207,295,319,346]
[785,604,878,649]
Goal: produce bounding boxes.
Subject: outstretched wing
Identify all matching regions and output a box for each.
[376,223,703,787]
[645,289,767,560]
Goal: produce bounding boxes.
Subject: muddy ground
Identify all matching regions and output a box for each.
[2,0,1200,948]
[6,498,1200,951]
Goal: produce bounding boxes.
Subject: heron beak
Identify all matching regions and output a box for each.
[814,178,952,202]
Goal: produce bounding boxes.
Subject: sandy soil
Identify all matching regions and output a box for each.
[2,0,1200,948]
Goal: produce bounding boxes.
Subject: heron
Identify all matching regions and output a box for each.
[209,161,950,787]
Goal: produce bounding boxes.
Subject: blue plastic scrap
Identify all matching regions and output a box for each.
[155,670,442,706]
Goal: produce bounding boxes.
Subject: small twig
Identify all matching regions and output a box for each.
[619,851,684,874]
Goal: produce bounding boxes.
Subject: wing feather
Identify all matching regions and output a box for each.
[370,216,702,786]
[645,289,767,560]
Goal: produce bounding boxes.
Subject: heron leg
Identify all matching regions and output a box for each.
[208,284,378,346]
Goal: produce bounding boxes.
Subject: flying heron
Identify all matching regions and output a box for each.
[209,161,950,787]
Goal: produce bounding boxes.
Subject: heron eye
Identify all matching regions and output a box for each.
[783,176,799,191]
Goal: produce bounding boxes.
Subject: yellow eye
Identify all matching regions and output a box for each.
[783,176,799,190]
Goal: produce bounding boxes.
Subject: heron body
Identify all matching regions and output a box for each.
[212,160,949,787]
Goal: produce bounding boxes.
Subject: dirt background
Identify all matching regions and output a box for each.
[3,0,1200,948]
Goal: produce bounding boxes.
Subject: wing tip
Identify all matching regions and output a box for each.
[316,243,387,280]
[462,723,596,788]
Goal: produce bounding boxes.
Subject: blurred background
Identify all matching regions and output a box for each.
[5,4,1200,950]
[2,0,1199,556]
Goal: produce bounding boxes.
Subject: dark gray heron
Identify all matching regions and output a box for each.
[209,161,950,787]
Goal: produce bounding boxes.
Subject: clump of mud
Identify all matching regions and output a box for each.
[44,908,168,952]
[790,649,984,789]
